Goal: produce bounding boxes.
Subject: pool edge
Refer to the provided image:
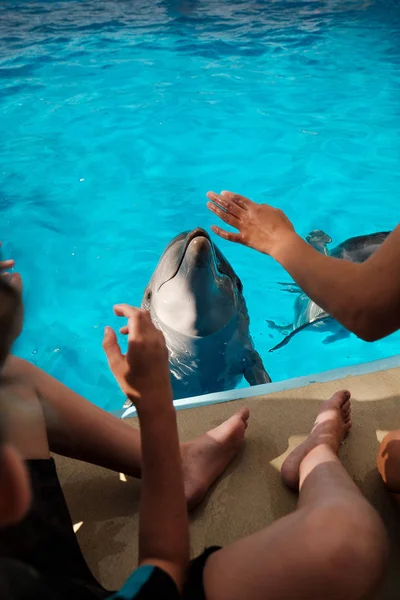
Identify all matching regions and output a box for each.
[113,354,400,419]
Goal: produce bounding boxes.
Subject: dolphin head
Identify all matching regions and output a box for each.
[142,228,243,337]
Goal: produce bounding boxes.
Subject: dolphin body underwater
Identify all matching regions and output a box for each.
[269,230,391,352]
[124,228,271,407]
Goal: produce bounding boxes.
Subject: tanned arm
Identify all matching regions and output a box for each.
[207,190,400,341]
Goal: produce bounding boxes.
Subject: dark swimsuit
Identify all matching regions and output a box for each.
[0,459,219,600]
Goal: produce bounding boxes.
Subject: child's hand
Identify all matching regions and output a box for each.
[103,305,173,414]
[0,241,15,273]
[0,242,22,293]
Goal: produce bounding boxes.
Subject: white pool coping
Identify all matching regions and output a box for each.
[112,354,400,419]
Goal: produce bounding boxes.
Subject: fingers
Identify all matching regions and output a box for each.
[221,191,252,211]
[207,191,251,211]
[102,326,123,371]
[206,192,243,219]
[114,305,149,326]
[0,242,20,292]
[119,320,165,344]
[113,304,155,343]
[0,242,15,272]
[207,201,240,230]
[211,225,242,243]
[0,271,22,294]
[8,272,22,293]
[0,259,15,271]
[114,304,144,319]
[114,305,165,352]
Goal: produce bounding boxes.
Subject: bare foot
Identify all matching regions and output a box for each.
[281,390,352,491]
[181,407,250,510]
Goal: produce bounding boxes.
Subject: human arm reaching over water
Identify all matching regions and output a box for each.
[103,305,189,590]
[207,191,400,341]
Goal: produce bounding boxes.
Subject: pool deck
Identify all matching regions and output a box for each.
[56,361,400,599]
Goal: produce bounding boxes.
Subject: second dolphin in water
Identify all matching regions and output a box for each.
[136,228,270,402]
[269,230,390,352]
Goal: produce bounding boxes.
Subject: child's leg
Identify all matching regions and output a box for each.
[4,356,250,509]
[203,392,389,600]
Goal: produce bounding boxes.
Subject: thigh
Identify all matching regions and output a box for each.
[202,508,321,600]
[202,502,386,600]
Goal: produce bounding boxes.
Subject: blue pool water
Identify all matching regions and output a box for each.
[1,0,400,411]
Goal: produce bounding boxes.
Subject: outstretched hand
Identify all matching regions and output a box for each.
[206,191,296,258]
[103,305,172,413]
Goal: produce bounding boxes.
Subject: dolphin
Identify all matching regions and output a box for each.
[268,229,391,352]
[124,228,270,407]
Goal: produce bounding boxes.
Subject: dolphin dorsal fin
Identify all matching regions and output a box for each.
[306,230,332,255]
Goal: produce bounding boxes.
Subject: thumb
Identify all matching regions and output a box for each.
[102,326,123,371]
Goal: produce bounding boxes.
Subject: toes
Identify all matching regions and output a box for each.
[226,407,249,423]
[208,407,250,443]
[238,406,250,423]
[342,402,351,418]
[332,390,351,406]
[230,407,250,429]
[321,390,351,414]
[325,391,352,419]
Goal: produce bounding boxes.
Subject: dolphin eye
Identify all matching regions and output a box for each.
[146,290,152,301]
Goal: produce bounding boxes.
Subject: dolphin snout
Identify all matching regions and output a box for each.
[188,227,210,241]
[186,235,212,267]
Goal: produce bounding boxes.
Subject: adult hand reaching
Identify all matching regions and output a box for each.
[207,191,400,343]
[207,191,296,258]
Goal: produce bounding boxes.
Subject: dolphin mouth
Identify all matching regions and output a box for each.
[157,228,221,291]
[152,228,240,337]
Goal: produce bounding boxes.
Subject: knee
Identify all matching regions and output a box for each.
[377,431,400,492]
[306,505,389,597]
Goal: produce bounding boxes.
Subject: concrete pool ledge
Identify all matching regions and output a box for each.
[114,354,400,419]
[56,358,400,599]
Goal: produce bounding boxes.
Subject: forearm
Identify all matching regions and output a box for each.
[273,233,362,317]
[137,406,189,590]
[47,403,143,478]
[272,232,400,341]
[8,358,143,477]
